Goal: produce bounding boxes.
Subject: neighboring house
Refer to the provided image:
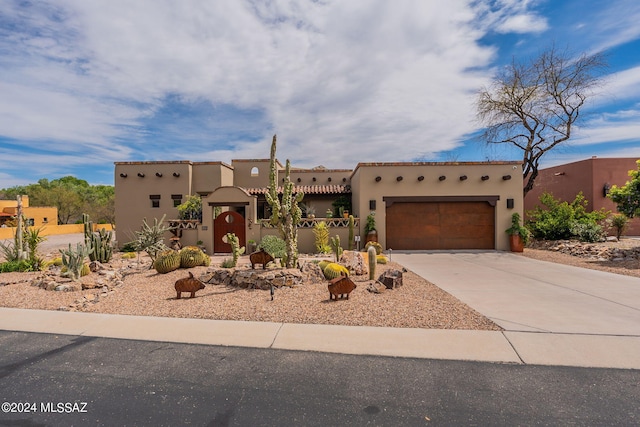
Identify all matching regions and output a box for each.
[524,157,640,236]
[0,195,57,228]
[114,158,523,253]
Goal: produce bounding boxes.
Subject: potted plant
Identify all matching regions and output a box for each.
[247,239,257,253]
[506,213,530,252]
[306,205,316,219]
[364,212,377,243]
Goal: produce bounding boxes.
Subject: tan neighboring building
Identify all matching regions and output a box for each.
[114,158,523,253]
[0,195,58,228]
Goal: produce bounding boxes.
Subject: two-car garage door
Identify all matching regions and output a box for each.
[385,198,496,250]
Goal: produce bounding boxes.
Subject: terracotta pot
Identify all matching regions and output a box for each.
[366,230,378,243]
[509,234,524,252]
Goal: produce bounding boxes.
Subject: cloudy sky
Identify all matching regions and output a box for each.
[1,0,639,187]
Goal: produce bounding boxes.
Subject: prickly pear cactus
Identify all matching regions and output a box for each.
[154,250,181,274]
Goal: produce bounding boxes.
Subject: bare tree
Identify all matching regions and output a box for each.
[476,46,607,196]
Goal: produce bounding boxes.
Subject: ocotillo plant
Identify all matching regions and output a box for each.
[83,213,113,263]
[264,135,304,268]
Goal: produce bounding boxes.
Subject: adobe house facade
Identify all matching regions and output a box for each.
[0,195,58,228]
[524,157,640,236]
[114,158,523,253]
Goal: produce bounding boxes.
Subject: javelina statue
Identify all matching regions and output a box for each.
[328,275,357,301]
[174,272,206,299]
[250,249,274,269]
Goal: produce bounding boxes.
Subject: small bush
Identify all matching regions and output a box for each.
[570,222,605,243]
[527,192,609,241]
[259,235,286,259]
[607,213,629,239]
[0,260,35,273]
[121,242,138,253]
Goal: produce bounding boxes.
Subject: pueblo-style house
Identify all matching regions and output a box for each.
[114,157,524,253]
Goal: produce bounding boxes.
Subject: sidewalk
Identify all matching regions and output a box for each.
[2,306,639,369]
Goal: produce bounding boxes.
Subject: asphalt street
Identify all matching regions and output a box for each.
[1,331,639,426]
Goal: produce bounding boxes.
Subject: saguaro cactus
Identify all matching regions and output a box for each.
[264,135,304,268]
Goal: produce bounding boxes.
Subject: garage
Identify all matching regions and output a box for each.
[384,196,498,250]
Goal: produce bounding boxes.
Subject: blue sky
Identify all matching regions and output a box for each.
[1,0,639,187]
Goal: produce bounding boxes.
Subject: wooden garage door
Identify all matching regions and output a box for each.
[386,201,495,250]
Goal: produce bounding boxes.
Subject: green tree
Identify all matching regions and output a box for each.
[608,160,640,218]
[1,176,114,225]
[476,46,607,196]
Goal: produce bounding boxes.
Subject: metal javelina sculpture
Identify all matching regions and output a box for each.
[174,272,206,299]
[328,275,357,301]
[250,249,274,269]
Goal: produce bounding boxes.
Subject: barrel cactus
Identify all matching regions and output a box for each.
[323,262,349,280]
[154,250,181,274]
[318,260,331,272]
[180,246,208,268]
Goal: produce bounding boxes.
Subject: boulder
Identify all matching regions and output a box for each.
[366,282,386,294]
[299,262,325,283]
[339,250,368,276]
[378,269,403,289]
[204,267,304,290]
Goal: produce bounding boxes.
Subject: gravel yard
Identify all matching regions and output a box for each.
[1,234,639,330]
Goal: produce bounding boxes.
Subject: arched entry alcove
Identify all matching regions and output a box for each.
[202,186,257,254]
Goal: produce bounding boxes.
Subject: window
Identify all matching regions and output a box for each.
[172,194,182,207]
[27,218,35,226]
[43,217,48,223]
[150,194,161,208]
[251,167,259,177]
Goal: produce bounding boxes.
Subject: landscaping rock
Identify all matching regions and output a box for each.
[299,262,325,283]
[205,267,304,290]
[367,282,386,294]
[339,251,368,276]
[378,269,403,289]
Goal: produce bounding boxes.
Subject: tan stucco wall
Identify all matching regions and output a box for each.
[232,159,276,188]
[192,162,234,195]
[114,161,193,246]
[351,162,523,251]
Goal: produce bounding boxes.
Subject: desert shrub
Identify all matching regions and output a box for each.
[570,222,605,243]
[527,192,609,241]
[120,242,138,253]
[259,235,286,259]
[607,213,629,239]
[0,260,35,273]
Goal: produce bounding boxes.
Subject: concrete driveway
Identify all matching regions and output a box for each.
[392,251,640,336]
